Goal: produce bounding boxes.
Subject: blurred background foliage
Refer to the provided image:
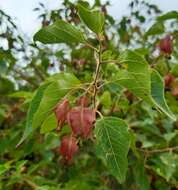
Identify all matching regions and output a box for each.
[0,0,178,189]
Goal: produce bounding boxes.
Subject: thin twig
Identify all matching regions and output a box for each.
[14,68,38,88]
[93,40,102,108]
[138,146,178,154]
[96,110,103,118]
[31,61,46,80]
[86,42,99,52]
[101,60,119,64]
[23,176,38,190]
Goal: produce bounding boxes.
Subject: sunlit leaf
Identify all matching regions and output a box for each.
[32,73,80,129]
[77,4,104,34]
[34,20,86,44]
[95,117,130,183]
[117,50,151,101]
[157,11,178,21]
[40,113,58,134]
[145,22,164,37]
[17,83,49,146]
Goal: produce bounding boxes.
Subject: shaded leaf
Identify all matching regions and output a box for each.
[44,132,60,150]
[0,60,8,75]
[133,160,150,190]
[0,76,14,95]
[151,152,178,181]
[150,69,176,121]
[129,131,140,158]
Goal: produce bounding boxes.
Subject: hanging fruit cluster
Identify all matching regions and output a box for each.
[54,96,96,162]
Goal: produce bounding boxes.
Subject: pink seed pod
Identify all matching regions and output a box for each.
[159,35,173,55]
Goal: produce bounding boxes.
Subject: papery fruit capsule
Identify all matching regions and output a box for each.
[76,96,90,107]
[159,35,173,55]
[67,107,96,139]
[54,99,70,130]
[59,135,78,162]
[164,73,175,89]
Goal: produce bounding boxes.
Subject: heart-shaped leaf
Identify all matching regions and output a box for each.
[114,50,175,120]
[95,117,130,183]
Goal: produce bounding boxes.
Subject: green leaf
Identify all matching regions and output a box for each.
[77,4,104,34]
[129,131,140,158]
[63,179,93,190]
[171,64,178,77]
[150,69,176,121]
[40,113,57,134]
[34,20,86,44]
[32,73,80,129]
[43,132,60,150]
[100,91,112,108]
[151,152,178,181]
[145,22,165,37]
[117,50,151,101]
[0,161,12,176]
[133,160,150,190]
[0,108,5,125]
[15,160,28,173]
[157,11,178,21]
[8,91,33,99]
[17,83,50,146]
[95,117,130,183]
[114,50,175,120]
[0,60,8,76]
[0,76,14,95]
